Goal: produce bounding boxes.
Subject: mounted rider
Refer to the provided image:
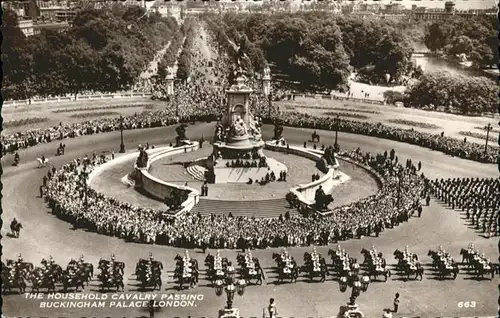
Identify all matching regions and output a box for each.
[49,255,55,266]
[41,258,51,275]
[15,254,24,269]
[10,218,18,235]
[14,151,20,164]
[78,254,85,265]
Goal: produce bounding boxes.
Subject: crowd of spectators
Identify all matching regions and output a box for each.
[44,146,426,248]
[3,20,497,166]
[3,105,496,165]
[15,22,497,251]
[276,112,498,164]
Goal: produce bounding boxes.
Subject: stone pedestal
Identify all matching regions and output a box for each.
[337,303,364,318]
[166,74,174,96]
[218,308,240,318]
[175,138,191,148]
[263,76,271,96]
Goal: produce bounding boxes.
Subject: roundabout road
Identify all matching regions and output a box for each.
[2,122,498,318]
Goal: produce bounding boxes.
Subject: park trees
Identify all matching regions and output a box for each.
[405,72,497,115]
[215,12,413,89]
[424,16,497,68]
[2,4,177,100]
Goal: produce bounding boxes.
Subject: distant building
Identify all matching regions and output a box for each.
[349,11,377,19]
[154,2,183,19]
[18,18,34,37]
[411,2,496,21]
[35,0,77,23]
[123,0,146,8]
[33,22,70,36]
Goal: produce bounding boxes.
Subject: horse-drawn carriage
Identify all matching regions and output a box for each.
[272,248,298,283]
[394,247,423,281]
[460,243,495,279]
[236,251,264,285]
[428,247,459,280]
[174,251,199,290]
[136,255,163,291]
[98,256,125,292]
[361,246,391,282]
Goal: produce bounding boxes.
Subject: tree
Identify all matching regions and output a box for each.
[444,35,474,57]
[1,9,29,100]
[405,72,497,114]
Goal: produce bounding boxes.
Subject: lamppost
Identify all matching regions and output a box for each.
[262,66,272,119]
[497,104,500,173]
[338,273,370,317]
[119,115,125,153]
[214,276,246,318]
[79,163,91,209]
[268,93,273,119]
[334,114,340,151]
[484,123,492,154]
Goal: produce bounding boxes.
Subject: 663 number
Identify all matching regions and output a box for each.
[457,301,476,308]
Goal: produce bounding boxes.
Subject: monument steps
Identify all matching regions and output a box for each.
[190,198,298,218]
[187,165,207,181]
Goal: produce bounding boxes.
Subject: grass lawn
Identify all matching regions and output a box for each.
[276,96,499,147]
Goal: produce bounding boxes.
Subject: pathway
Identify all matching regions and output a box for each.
[1,123,497,318]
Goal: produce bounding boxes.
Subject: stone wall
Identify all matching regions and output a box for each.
[264,141,340,205]
[136,142,200,216]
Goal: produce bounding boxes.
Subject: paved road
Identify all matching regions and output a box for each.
[2,123,498,318]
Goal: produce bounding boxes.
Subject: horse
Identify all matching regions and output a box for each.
[175,272,197,290]
[61,270,86,292]
[277,266,298,284]
[402,263,424,281]
[7,260,34,273]
[436,263,459,280]
[299,264,329,282]
[427,250,441,268]
[77,262,94,283]
[175,254,198,271]
[2,274,27,294]
[135,259,163,276]
[37,158,49,168]
[366,264,391,282]
[311,131,320,143]
[100,273,124,292]
[360,248,373,266]
[10,222,23,238]
[139,273,162,291]
[471,262,495,279]
[459,249,474,265]
[241,265,265,285]
[30,275,57,293]
[98,259,125,275]
[393,249,406,269]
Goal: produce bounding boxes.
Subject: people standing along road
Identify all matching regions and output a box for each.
[44,146,427,249]
[393,293,400,313]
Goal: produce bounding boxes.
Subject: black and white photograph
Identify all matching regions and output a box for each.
[1,0,499,317]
